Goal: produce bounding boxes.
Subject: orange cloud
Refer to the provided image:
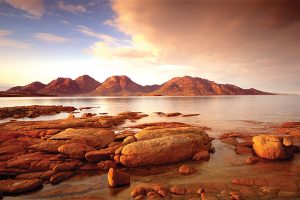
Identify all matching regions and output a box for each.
[33,32,71,43]
[108,0,300,93]
[3,0,44,18]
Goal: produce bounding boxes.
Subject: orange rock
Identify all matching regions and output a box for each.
[98,160,116,170]
[85,145,121,163]
[193,150,210,161]
[170,185,186,195]
[107,168,130,187]
[50,171,74,185]
[178,165,196,175]
[58,143,91,159]
[0,179,43,194]
[235,146,253,155]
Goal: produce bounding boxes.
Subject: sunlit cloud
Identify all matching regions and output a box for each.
[33,32,71,43]
[3,0,44,18]
[76,25,117,44]
[57,1,86,14]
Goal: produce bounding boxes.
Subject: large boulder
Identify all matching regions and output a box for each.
[0,179,43,194]
[58,143,95,159]
[118,130,210,167]
[134,127,207,141]
[49,128,115,149]
[252,135,294,160]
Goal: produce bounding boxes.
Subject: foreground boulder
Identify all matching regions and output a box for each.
[107,168,130,187]
[0,179,43,194]
[118,129,210,167]
[252,135,294,160]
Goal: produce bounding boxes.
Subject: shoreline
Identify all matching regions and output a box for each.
[0,110,299,199]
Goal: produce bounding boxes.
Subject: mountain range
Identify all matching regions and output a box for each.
[3,75,272,96]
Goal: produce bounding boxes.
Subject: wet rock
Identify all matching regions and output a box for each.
[58,143,93,159]
[0,105,76,120]
[235,146,253,155]
[98,160,116,170]
[259,186,279,195]
[288,130,300,137]
[170,185,186,195]
[182,114,200,117]
[49,128,115,149]
[220,137,238,146]
[53,161,82,172]
[157,189,168,197]
[245,156,260,164]
[85,144,121,163]
[131,186,146,197]
[196,188,204,195]
[232,178,254,186]
[107,168,130,187]
[252,135,294,160]
[50,171,74,185]
[134,195,146,200]
[229,191,242,200]
[0,179,43,194]
[179,165,196,175]
[193,150,210,161]
[119,132,210,167]
[165,112,181,117]
[200,193,218,200]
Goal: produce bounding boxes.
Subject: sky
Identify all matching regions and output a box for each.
[0,0,300,94]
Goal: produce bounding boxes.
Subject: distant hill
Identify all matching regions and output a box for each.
[91,75,158,96]
[149,76,271,96]
[7,81,46,94]
[4,75,273,96]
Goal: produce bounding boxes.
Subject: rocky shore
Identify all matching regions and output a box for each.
[0,105,76,119]
[0,109,299,199]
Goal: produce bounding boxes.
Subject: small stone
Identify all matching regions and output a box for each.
[131,186,146,197]
[179,165,196,175]
[98,160,116,170]
[209,147,215,153]
[50,171,74,185]
[134,195,146,200]
[201,192,218,200]
[235,146,253,155]
[245,156,260,164]
[229,191,242,200]
[170,186,186,195]
[107,168,130,187]
[196,188,204,195]
[193,151,210,161]
[157,189,168,197]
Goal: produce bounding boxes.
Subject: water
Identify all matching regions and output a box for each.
[1,95,300,135]
[2,95,300,199]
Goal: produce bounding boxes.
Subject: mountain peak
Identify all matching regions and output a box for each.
[75,75,100,93]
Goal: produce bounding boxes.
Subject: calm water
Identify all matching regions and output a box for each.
[2,95,300,199]
[1,95,300,135]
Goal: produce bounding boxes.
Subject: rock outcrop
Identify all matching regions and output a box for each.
[252,135,294,160]
[116,127,211,167]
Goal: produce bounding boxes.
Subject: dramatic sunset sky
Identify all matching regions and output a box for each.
[0,0,299,94]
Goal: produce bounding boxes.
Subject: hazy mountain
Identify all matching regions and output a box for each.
[5,75,272,96]
[75,75,100,93]
[7,81,46,94]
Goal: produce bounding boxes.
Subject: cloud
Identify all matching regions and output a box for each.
[108,0,300,93]
[3,0,44,18]
[0,29,12,37]
[0,29,30,49]
[33,32,71,43]
[76,25,117,43]
[57,1,86,14]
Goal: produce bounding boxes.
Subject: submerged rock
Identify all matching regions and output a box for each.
[252,135,294,160]
[178,165,196,175]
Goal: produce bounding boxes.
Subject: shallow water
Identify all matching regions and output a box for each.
[1,95,300,199]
